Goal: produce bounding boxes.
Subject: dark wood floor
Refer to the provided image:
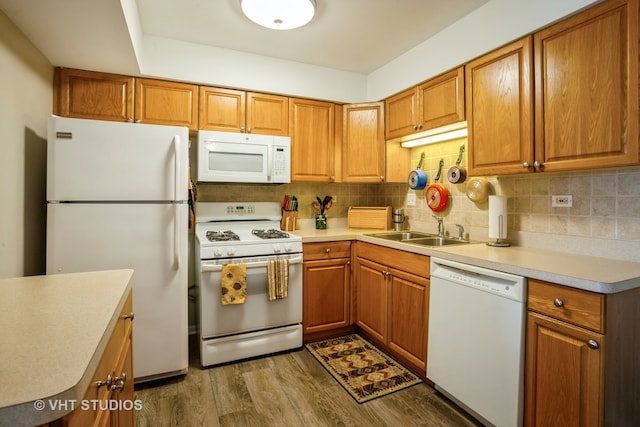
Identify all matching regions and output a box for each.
[134,338,481,427]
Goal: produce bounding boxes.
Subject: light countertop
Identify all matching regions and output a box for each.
[293,227,640,294]
[0,269,134,426]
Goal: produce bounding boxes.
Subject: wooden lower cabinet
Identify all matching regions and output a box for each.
[302,242,353,341]
[354,241,429,377]
[525,279,640,427]
[53,291,135,427]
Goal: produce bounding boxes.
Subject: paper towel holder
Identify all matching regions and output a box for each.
[486,214,510,247]
[487,195,510,247]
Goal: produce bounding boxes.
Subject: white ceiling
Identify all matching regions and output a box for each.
[0,0,488,75]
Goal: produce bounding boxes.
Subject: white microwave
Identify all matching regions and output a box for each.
[197,131,291,183]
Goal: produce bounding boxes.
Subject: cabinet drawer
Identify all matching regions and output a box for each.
[303,241,351,260]
[528,279,604,333]
[356,241,429,278]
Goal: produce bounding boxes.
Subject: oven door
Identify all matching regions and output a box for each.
[198,253,303,338]
[197,133,270,183]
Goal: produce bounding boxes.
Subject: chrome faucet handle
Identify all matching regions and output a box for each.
[455,224,465,240]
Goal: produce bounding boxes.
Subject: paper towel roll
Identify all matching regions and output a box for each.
[488,195,507,240]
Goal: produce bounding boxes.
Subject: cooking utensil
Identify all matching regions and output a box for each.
[408,152,427,190]
[466,177,489,203]
[426,158,449,212]
[447,144,467,184]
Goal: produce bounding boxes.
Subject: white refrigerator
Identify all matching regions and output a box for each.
[46,115,189,382]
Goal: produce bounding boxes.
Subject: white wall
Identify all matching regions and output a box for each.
[0,10,52,278]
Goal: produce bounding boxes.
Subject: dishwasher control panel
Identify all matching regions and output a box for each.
[430,257,526,301]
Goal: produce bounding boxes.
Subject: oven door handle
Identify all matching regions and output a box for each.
[200,255,303,272]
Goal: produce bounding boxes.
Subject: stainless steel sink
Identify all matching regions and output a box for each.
[404,237,470,246]
[365,231,472,246]
[366,231,434,241]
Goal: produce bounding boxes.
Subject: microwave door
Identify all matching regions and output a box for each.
[202,141,269,183]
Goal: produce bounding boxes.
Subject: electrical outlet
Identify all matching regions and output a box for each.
[552,195,573,207]
[406,192,416,206]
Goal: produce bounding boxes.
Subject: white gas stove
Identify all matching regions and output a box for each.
[194,202,303,367]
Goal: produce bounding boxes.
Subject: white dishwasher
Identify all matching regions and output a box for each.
[427,257,526,427]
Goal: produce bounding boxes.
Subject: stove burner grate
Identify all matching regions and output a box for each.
[206,230,240,241]
[252,229,290,239]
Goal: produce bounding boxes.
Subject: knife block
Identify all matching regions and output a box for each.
[281,211,298,231]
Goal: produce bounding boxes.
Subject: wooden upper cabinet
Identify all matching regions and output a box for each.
[419,67,465,130]
[199,87,288,135]
[533,0,639,172]
[135,78,199,131]
[199,87,245,132]
[289,98,336,182]
[246,92,289,135]
[385,87,419,140]
[466,37,534,176]
[54,68,199,130]
[342,102,385,183]
[385,67,465,140]
[54,68,134,123]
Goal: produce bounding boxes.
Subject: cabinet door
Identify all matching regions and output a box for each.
[385,87,418,140]
[534,0,639,171]
[199,87,246,132]
[303,258,351,334]
[54,68,134,123]
[342,102,385,183]
[466,37,534,176]
[246,92,289,136]
[289,98,336,182]
[387,269,429,372]
[135,78,199,130]
[419,67,465,130]
[525,312,603,427]
[354,257,388,344]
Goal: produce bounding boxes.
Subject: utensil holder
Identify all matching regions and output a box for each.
[315,214,327,230]
[281,211,298,231]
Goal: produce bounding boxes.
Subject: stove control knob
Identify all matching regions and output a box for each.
[214,248,223,257]
[284,244,292,253]
[273,245,282,253]
[227,247,236,256]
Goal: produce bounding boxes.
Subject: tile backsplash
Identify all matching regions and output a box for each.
[195,137,640,262]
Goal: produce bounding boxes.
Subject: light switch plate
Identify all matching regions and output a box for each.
[407,192,416,206]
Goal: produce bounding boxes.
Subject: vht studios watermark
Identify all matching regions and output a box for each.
[33,399,143,412]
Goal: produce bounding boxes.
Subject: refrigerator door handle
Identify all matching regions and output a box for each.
[174,203,181,269]
[174,135,182,201]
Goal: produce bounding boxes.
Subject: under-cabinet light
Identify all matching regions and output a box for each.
[399,121,468,148]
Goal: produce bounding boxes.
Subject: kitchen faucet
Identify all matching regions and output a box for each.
[432,215,444,237]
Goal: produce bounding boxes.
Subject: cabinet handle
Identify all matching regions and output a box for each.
[553,298,564,307]
[329,176,335,182]
[380,176,385,181]
[247,127,252,133]
[96,374,113,389]
[587,340,599,350]
[325,248,331,253]
[126,117,133,123]
[111,372,127,391]
[240,127,245,133]
[122,312,135,321]
[522,162,531,169]
[533,160,542,169]
[417,124,422,130]
[412,124,418,130]
[135,119,141,124]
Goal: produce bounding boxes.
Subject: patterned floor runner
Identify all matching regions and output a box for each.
[305,334,423,403]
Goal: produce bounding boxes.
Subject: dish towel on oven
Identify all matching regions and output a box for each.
[268,259,289,301]
[221,263,247,305]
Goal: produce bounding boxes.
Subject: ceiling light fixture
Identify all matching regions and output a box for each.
[241,0,317,30]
